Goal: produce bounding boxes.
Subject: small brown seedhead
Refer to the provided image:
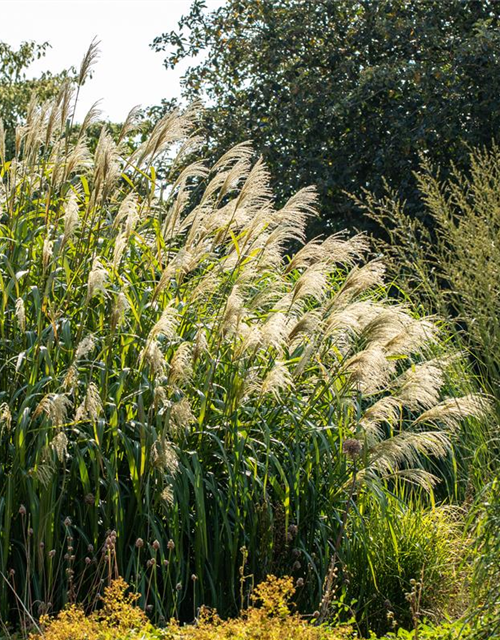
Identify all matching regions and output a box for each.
[342,438,363,459]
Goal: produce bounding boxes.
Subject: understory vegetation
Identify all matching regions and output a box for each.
[0,27,498,640]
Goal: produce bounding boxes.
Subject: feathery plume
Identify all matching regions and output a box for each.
[75,383,103,422]
[61,139,92,183]
[112,232,128,270]
[78,101,103,139]
[77,38,100,87]
[153,385,169,413]
[169,342,193,387]
[62,191,80,242]
[42,236,53,269]
[93,128,121,194]
[114,192,139,235]
[151,438,179,474]
[87,257,108,300]
[343,346,394,394]
[261,312,289,352]
[213,141,255,171]
[117,105,141,144]
[15,298,26,332]
[367,431,450,477]
[75,335,95,361]
[111,292,130,330]
[222,285,244,335]
[395,359,447,411]
[51,432,68,463]
[294,342,316,379]
[288,311,322,342]
[414,394,491,431]
[325,300,380,339]
[63,364,78,390]
[170,397,196,436]
[132,106,197,167]
[337,261,386,302]
[31,450,56,488]
[161,484,175,505]
[149,305,178,341]
[261,361,294,398]
[0,403,12,434]
[359,396,402,441]
[35,393,72,427]
[193,327,208,362]
[292,263,329,305]
[140,339,166,376]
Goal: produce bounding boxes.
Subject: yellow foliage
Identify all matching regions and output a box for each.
[31,575,353,640]
[30,577,154,640]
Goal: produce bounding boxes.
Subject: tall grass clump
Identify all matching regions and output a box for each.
[468,479,500,638]
[0,48,490,629]
[356,146,500,412]
[343,500,465,635]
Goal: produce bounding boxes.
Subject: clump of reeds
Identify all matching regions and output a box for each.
[0,44,489,628]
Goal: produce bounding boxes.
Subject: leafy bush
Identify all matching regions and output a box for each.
[0,50,488,628]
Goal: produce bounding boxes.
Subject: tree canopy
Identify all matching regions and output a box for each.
[152,0,500,233]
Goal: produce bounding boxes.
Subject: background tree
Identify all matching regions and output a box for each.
[152,0,500,234]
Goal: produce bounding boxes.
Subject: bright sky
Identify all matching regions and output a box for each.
[0,0,225,122]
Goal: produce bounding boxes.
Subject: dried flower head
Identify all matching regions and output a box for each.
[35,393,72,427]
[87,258,108,300]
[75,382,103,423]
[74,335,95,361]
[51,431,68,462]
[63,191,80,242]
[0,403,12,434]
[15,298,26,332]
[342,438,363,459]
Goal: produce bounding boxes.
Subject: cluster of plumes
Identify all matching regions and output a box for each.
[0,65,490,495]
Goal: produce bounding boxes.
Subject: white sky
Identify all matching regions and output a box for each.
[0,0,225,122]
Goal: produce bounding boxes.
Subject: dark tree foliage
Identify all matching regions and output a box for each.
[152,0,500,234]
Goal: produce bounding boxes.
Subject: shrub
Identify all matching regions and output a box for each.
[0,49,488,627]
[29,578,153,640]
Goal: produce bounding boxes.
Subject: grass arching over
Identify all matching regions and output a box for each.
[0,63,490,630]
